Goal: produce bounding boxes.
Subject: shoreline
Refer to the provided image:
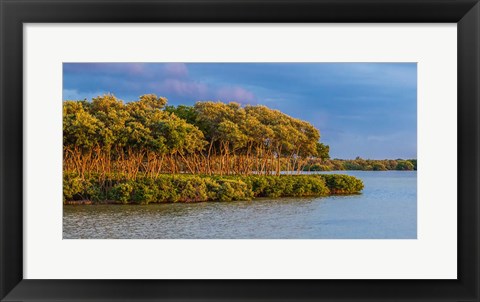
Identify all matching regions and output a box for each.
[64,192,363,206]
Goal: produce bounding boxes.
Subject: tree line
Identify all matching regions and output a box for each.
[63,94,323,179]
[303,158,417,172]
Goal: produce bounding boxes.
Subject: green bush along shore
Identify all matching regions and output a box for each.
[64,173,364,205]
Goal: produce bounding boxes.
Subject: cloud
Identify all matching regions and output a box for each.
[64,63,258,105]
[216,86,256,104]
[63,89,84,100]
[163,63,188,78]
[157,79,209,98]
[329,63,417,90]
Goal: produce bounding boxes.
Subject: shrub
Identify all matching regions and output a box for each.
[175,176,209,202]
[84,178,105,202]
[319,174,364,194]
[212,178,253,201]
[63,172,363,204]
[244,176,269,197]
[395,160,414,171]
[108,182,134,204]
[63,172,85,201]
[131,178,157,204]
[155,176,177,202]
[297,176,330,196]
[372,163,387,171]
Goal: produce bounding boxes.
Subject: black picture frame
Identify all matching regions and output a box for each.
[1,0,479,301]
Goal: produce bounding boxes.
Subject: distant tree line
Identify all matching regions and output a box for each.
[302,157,417,171]
[63,94,323,179]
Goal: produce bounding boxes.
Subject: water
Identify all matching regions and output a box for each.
[63,171,417,239]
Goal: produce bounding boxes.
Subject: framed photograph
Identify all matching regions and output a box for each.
[1,0,479,301]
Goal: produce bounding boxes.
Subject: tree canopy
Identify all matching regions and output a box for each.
[64,94,327,178]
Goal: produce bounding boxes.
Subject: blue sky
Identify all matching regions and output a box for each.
[63,63,417,159]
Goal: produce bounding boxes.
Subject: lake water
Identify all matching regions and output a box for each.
[63,171,417,239]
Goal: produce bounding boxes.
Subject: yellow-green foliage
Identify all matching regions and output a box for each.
[320,174,364,194]
[64,95,324,177]
[63,172,363,204]
[303,158,417,171]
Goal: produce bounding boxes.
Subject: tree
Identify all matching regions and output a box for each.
[64,96,323,177]
[316,142,330,161]
[396,160,414,171]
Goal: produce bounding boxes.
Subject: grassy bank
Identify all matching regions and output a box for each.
[64,173,364,204]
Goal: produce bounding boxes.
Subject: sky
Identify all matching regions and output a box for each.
[63,63,417,159]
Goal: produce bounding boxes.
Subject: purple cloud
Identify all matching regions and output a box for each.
[64,63,257,105]
[157,79,209,98]
[216,86,257,104]
[163,63,189,78]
